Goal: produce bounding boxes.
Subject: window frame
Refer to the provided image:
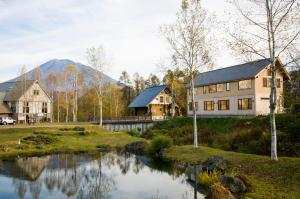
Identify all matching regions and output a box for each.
[42,102,48,113]
[204,101,214,111]
[238,79,252,90]
[208,84,217,93]
[218,100,230,110]
[238,98,252,110]
[226,83,230,91]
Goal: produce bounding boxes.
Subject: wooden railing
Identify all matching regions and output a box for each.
[102,116,153,122]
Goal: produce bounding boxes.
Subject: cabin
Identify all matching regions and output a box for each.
[128,85,179,120]
[0,80,52,123]
[187,58,290,117]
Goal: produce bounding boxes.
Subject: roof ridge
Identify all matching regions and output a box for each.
[198,58,270,76]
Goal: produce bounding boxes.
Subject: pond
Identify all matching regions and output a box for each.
[0,152,205,199]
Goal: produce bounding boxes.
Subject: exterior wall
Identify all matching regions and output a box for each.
[187,79,256,116]
[254,64,285,115]
[149,90,171,120]
[15,83,52,122]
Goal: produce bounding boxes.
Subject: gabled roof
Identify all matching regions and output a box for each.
[0,92,11,114]
[0,80,37,101]
[193,58,274,87]
[128,85,167,108]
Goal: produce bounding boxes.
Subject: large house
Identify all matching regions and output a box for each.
[128,85,179,120]
[0,80,52,123]
[187,58,290,117]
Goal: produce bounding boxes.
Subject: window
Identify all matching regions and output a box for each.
[217,83,226,92]
[34,90,39,95]
[203,86,208,94]
[218,100,230,110]
[276,78,281,88]
[263,78,272,87]
[226,83,230,91]
[42,102,47,113]
[160,96,164,103]
[208,84,217,93]
[188,102,198,111]
[238,98,252,110]
[204,101,214,111]
[238,79,252,90]
[23,102,29,113]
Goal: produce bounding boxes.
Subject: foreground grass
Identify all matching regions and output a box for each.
[165,145,300,199]
[0,124,143,159]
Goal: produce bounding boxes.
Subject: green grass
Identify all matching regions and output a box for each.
[0,124,144,159]
[165,145,300,199]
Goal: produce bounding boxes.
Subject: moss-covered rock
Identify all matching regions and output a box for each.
[209,183,235,199]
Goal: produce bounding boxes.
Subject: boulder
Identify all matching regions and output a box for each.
[202,155,227,174]
[208,183,235,199]
[220,176,247,193]
[125,141,147,154]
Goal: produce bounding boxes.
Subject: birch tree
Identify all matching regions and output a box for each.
[162,0,213,148]
[229,0,300,160]
[87,45,108,126]
[19,66,28,125]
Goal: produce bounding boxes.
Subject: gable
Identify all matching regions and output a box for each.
[128,85,167,108]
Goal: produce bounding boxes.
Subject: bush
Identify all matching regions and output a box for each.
[291,103,300,113]
[209,183,234,199]
[148,135,173,158]
[73,126,85,131]
[198,171,222,187]
[127,129,140,137]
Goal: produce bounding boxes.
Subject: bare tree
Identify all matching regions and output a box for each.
[32,66,43,82]
[229,0,300,160]
[161,0,213,148]
[19,66,28,125]
[87,45,108,126]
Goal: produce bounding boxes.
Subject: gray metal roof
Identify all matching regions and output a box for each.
[128,85,167,108]
[193,58,272,87]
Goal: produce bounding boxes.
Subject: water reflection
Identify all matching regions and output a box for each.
[0,153,204,199]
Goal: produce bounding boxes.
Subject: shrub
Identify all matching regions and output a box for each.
[209,183,234,199]
[291,103,300,113]
[148,135,173,158]
[127,129,140,137]
[198,171,222,187]
[73,126,85,131]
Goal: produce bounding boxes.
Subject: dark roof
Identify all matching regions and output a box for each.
[128,85,167,108]
[0,92,11,114]
[193,58,272,87]
[0,80,37,101]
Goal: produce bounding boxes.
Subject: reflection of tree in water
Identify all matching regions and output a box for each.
[29,180,42,199]
[12,179,26,199]
[77,158,117,199]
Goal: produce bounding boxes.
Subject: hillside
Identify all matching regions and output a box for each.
[7,59,117,88]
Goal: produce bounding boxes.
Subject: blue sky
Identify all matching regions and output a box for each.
[0,0,235,82]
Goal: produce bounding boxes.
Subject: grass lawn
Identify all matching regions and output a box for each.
[165,145,300,199]
[0,124,143,159]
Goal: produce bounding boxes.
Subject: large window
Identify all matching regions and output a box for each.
[218,100,230,110]
[189,102,198,111]
[238,79,252,90]
[23,102,29,113]
[217,83,226,92]
[238,98,252,110]
[42,102,48,113]
[208,84,217,93]
[204,101,214,111]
